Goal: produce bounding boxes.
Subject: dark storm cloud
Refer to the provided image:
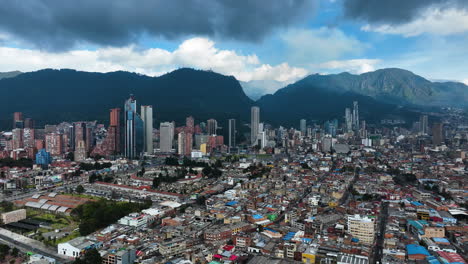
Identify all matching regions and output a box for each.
[0,0,314,50]
[344,0,468,24]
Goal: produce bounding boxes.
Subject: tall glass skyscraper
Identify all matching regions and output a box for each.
[251,106,260,146]
[124,95,144,159]
[141,105,153,154]
[228,119,236,150]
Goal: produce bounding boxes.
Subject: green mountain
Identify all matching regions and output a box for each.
[0,68,253,128]
[0,71,22,80]
[295,68,468,106]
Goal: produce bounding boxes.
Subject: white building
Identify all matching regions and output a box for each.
[57,237,95,258]
[347,214,376,245]
[118,213,149,228]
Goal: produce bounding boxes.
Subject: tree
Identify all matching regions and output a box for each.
[10,248,18,258]
[83,248,102,264]
[76,185,85,194]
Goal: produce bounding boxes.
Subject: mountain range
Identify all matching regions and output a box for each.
[0,67,466,129]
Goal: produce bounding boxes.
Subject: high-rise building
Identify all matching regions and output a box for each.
[207,119,217,135]
[13,112,24,129]
[24,118,34,129]
[74,122,86,151]
[432,123,444,145]
[352,101,359,132]
[12,128,24,149]
[141,105,153,154]
[186,116,194,134]
[35,149,52,168]
[228,119,236,149]
[109,108,121,153]
[251,106,260,145]
[159,122,174,153]
[420,115,429,135]
[347,214,376,245]
[300,119,307,135]
[178,131,186,155]
[74,140,87,162]
[124,95,144,159]
[185,132,193,156]
[345,108,352,132]
[45,133,63,156]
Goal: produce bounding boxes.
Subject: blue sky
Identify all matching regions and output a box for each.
[0,0,467,95]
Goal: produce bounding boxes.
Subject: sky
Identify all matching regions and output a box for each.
[0,0,467,96]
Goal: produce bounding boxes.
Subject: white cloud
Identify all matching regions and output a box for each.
[282,28,366,64]
[0,37,308,83]
[312,59,381,74]
[362,8,468,37]
[463,79,468,85]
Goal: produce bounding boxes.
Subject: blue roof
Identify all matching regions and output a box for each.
[225,201,238,206]
[252,214,263,220]
[433,237,450,243]
[426,256,441,264]
[264,228,278,233]
[406,244,430,256]
[412,201,424,206]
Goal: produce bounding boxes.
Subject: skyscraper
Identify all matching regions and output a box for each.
[420,115,428,135]
[13,112,24,129]
[160,122,174,153]
[345,108,352,132]
[207,119,217,135]
[124,95,144,159]
[141,105,153,154]
[228,119,236,150]
[178,131,186,155]
[109,108,121,153]
[300,119,307,135]
[186,116,194,134]
[432,123,444,145]
[251,106,260,145]
[352,101,359,132]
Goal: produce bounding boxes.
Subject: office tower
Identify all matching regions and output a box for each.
[74,140,87,162]
[160,122,174,153]
[432,123,444,145]
[207,119,217,135]
[13,112,24,129]
[360,120,367,138]
[109,108,121,153]
[185,132,193,155]
[23,128,35,148]
[300,119,307,135]
[24,118,34,129]
[45,133,63,156]
[345,108,352,132]
[74,122,86,151]
[251,106,260,145]
[124,95,144,159]
[186,116,194,134]
[199,122,207,134]
[141,105,154,154]
[420,115,428,135]
[35,139,45,150]
[85,126,94,152]
[322,137,333,152]
[352,101,359,131]
[347,215,376,245]
[35,149,52,168]
[12,128,23,149]
[228,119,236,149]
[195,134,209,149]
[178,131,186,155]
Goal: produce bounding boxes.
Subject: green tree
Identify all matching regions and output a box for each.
[76,185,85,194]
[83,248,102,264]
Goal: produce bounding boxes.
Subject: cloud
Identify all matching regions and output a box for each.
[0,37,308,83]
[362,8,468,37]
[344,0,468,24]
[313,59,381,74]
[282,28,366,65]
[0,0,315,50]
[463,79,468,85]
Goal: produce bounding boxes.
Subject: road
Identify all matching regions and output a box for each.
[0,228,69,263]
[371,202,388,264]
